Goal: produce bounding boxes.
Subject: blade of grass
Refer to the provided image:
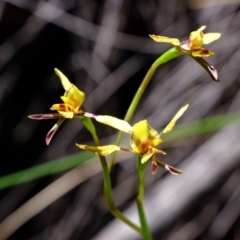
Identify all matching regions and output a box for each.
[0,159,102,240]
[0,151,94,190]
[163,111,240,142]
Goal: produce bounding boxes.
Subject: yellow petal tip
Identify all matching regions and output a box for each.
[183,103,189,109]
[54,68,72,91]
[54,68,62,76]
[162,104,189,134]
[200,25,207,30]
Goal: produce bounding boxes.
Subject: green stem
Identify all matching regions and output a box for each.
[100,156,142,235]
[80,117,142,236]
[109,48,182,170]
[136,156,153,240]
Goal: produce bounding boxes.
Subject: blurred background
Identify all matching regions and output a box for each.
[0,0,240,239]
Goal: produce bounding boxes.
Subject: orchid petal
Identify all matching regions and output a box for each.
[191,48,214,57]
[76,144,120,156]
[57,111,74,118]
[28,113,63,120]
[46,118,65,145]
[84,113,132,133]
[60,96,79,109]
[130,120,161,153]
[203,33,221,44]
[51,103,75,113]
[64,85,85,106]
[196,25,207,32]
[152,161,158,175]
[193,57,219,82]
[54,68,72,91]
[141,152,154,163]
[130,142,141,154]
[152,138,162,147]
[54,68,85,105]
[189,26,206,48]
[131,120,151,152]
[156,160,183,175]
[154,148,167,155]
[50,104,74,118]
[132,120,158,143]
[141,147,165,163]
[162,104,189,135]
[149,35,180,46]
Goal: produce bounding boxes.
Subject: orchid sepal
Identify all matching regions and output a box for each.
[76,144,121,156]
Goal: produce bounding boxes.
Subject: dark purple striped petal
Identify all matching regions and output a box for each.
[28,113,63,120]
[193,57,219,82]
[45,118,65,145]
[156,160,183,175]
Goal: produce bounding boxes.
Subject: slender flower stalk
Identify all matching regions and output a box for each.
[85,122,142,235]
[136,156,153,240]
[77,117,142,233]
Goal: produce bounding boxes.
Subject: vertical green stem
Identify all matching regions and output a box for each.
[109,48,182,170]
[100,156,142,235]
[80,117,142,235]
[136,156,153,240]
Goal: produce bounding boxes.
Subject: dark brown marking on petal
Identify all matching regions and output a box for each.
[79,105,86,112]
[192,48,214,57]
[120,147,131,152]
[201,49,209,55]
[148,146,154,154]
[59,104,68,111]
[139,140,150,154]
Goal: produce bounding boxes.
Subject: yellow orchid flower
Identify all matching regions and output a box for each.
[28,69,132,145]
[150,26,220,57]
[149,26,221,81]
[76,104,189,175]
